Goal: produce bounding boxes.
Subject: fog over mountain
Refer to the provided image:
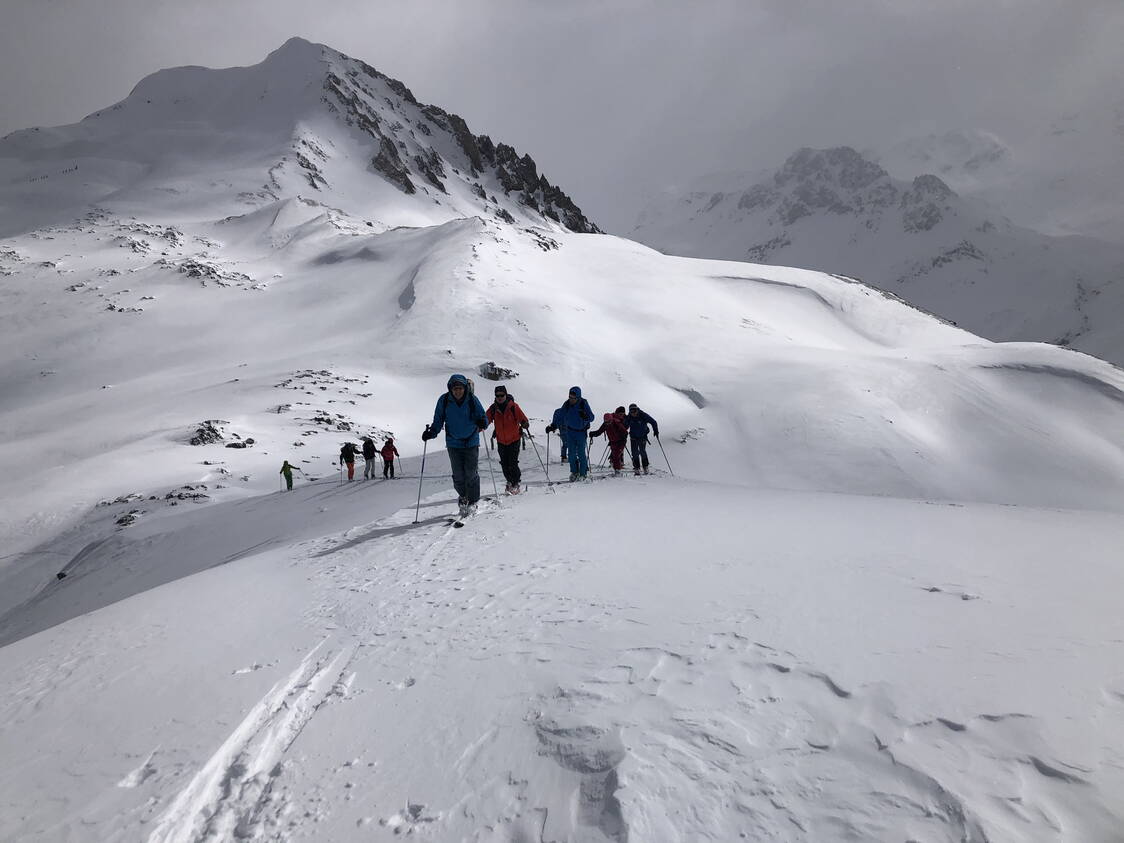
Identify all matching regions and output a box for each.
[632,146,1124,365]
[2,0,1122,233]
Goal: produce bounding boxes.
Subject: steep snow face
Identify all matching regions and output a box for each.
[879,115,1124,242]
[631,146,1124,365]
[0,37,598,239]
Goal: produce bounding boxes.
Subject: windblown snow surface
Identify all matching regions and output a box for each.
[2,38,1124,843]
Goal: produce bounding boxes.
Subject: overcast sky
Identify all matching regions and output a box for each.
[2,0,1121,232]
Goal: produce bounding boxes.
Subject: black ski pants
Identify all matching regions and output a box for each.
[447,446,480,504]
[629,436,650,469]
[382,458,395,479]
[497,440,521,486]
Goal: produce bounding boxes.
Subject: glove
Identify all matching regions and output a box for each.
[476,420,487,431]
[545,425,556,434]
[421,426,432,442]
[588,432,595,440]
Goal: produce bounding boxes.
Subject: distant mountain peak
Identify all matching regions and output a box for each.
[627,142,1124,366]
[775,146,890,192]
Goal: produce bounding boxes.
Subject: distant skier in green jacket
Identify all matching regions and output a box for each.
[279,460,300,491]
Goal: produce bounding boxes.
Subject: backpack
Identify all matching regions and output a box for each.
[604,413,627,442]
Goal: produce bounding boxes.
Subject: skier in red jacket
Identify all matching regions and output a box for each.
[380,438,400,479]
[486,385,530,493]
[590,406,629,475]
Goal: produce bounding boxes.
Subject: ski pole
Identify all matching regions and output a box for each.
[526,432,554,491]
[655,435,674,476]
[413,434,430,524]
[484,433,501,502]
[598,442,609,468]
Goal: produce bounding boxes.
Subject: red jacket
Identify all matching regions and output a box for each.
[486,399,529,445]
[380,441,399,460]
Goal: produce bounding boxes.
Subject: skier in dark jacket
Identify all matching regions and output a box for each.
[590,406,629,475]
[422,374,489,516]
[339,441,359,481]
[361,437,377,479]
[550,406,568,463]
[546,386,594,480]
[624,403,659,475]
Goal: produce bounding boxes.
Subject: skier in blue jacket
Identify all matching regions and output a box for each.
[545,386,594,480]
[422,374,489,515]
[624,403,659,475]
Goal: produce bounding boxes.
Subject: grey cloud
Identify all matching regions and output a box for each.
[1,0,1121,232]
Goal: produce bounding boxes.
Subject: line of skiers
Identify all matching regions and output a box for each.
[335,437,400,482]
[281,437,400,490]
[423,374,661,517]
[280,375,662,513]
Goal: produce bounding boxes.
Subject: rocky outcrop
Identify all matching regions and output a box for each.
[373,136,415,194]
[321,50,598,233]
[478,361,519,381]
[901,175,955,233]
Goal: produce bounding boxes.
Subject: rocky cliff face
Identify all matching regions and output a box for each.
[320,48,599,233]
[721,147,960,253]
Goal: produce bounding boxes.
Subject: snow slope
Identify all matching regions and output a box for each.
[3,38,1124,842]
[631,147,1124,365]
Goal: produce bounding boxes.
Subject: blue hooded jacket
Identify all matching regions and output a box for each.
[430,374,488,448]
[556,386,594,432]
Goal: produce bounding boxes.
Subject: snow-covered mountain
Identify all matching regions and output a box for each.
[632,146,1124,365]
[3,40,1124,841]
[878,115,1124,242]
[0,36,597,240]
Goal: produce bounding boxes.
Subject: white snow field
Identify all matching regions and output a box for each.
[3,38,1124,842]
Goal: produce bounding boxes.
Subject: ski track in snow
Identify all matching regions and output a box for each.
[147,639,357,843]
[219,483,1117,842]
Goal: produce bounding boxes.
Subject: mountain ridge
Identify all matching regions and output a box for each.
[631,145,1124,365]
